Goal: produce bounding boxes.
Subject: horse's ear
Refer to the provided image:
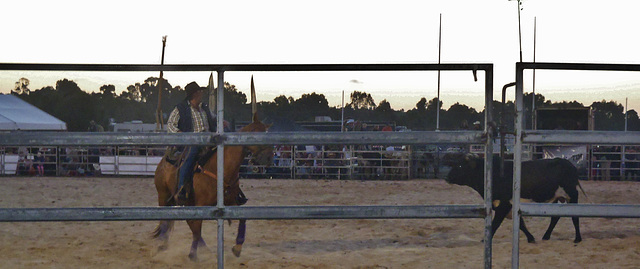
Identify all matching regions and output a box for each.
[251,75,257,122]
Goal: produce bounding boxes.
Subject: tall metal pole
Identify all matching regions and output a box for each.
[517,0,523,63]
[436,13,442,131]
[341,90,345,132]
[625,97,629,132]
[155,36,167,131]
[532,17,537,129]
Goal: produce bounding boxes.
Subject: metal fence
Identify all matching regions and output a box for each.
[512,62,640,269]
[0,63,495,268]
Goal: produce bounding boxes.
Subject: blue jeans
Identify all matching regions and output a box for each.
[178,146,201,189]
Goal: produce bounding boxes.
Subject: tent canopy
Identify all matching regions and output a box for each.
[0,94,67,131]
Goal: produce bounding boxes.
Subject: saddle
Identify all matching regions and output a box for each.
[164,146,215,168]
[164,146,248,206]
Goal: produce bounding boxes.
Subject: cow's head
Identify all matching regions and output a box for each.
[444,153,483,186]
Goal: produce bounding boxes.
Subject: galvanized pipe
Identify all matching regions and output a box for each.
[216,71,226,268]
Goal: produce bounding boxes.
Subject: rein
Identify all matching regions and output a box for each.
[196,164,240,191]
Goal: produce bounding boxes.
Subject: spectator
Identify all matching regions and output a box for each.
[88,120,104,132]
[34,151,45,176]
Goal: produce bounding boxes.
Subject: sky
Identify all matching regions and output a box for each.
[2,0,640,113]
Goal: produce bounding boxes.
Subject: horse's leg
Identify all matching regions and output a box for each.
[232,219,246,257]
[153,171,175,251]
[186,220,207,261]
[152,220,174,251]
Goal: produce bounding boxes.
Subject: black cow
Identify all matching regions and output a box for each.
[445,153,583,243]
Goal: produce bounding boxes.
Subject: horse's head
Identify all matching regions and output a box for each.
[240,75,274,167]
[240,116,273,167]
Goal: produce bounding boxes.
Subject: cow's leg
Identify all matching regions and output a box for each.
[491,202,511,238]
[553,188,582,243]
[569,191,582,243]
[518,216,536,243]
[542,216,560,241]
[186,220,207,261]
[232,219,247,257]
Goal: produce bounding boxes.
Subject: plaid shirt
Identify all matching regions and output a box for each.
[167,103,210,133]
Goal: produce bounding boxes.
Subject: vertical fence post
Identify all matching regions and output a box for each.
[483,66,494,269]
[216,70,226,269]
[512,62,524,269]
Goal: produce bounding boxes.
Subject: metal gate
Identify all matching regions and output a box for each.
[0,63,495,268]
[512,62,640,268]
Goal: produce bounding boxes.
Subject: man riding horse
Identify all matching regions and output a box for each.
[154,76,272,259]
[166,81,217,204]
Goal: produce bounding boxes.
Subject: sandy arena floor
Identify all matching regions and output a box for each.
[0,177,639,268]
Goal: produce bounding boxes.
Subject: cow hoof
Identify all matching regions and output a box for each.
[188,253,198,262]
[574,238,582,244]
[232,244,243,257]
[542,235,551,241]
[527,238,536,243]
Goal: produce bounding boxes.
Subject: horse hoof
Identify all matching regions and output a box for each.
[232,244,243,257]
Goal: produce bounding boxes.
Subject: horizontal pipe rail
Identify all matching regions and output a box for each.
[0,63,492,72]
[523,130,640,144]
[0,131,485,146]
[517,62,640,72]
[521,203,640,218]
[225,131,485,146]
[0,132,218,146]
[0,205,485,222]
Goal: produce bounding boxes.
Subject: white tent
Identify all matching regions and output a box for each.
[0,94,67,131]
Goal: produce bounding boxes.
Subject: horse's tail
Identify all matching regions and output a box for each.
[151,220,175,239]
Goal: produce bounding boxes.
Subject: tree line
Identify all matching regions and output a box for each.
[10,76,640,132]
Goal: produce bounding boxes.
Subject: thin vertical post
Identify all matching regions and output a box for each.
[483,66,494,269]
[517,0,523,63]
[532,17,537,129]
[436,13,442,131]
[216,71,225,269]
[625,97,628,131]
[341,90,345,132]
[513,63,525,269]
[156,36,167,131]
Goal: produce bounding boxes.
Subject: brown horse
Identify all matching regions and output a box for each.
[152,78,273,261]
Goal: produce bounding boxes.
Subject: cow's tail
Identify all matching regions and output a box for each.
[577,180,592,204]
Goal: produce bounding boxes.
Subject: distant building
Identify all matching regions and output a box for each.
[0,94,66,131]
[111,120,164,132]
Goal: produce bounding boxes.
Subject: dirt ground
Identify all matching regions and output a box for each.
[0,177,639,269]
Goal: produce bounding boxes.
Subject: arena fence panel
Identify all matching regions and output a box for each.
[513,62,640,269]
[0,63,495,268]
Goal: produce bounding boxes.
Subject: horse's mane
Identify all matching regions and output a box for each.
[239,120,269,133]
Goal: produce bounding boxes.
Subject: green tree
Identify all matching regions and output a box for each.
[374,99,396,123]
[292,92,330,121]
[347,91,376,110]
[591,100,625,130]
[99,84,116,98]
[442,102,480,130]
[12,77,30,95]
